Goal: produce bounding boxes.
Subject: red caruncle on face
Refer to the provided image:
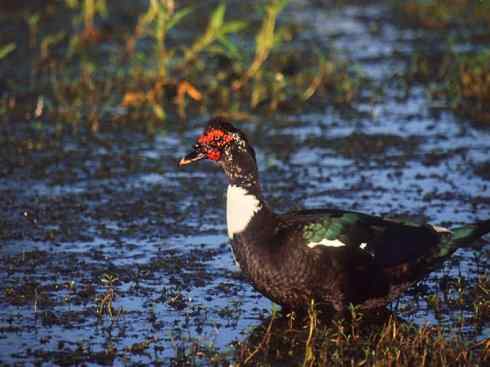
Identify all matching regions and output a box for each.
[197,128,234,161]
[207,149,221,161]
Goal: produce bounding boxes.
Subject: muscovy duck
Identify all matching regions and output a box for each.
[179,117,490,312]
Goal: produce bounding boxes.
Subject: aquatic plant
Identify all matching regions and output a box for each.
[234,305,489,366]
[408,50,490,124]
[0,43,15,60]
[0,0,361,130]
[233,0,289,92]
[392,0,490,29]
[127,0,192,77]
[65,0,107,37]
[451,51,490,123]
[183,2,246,65]
[95,273,120,319]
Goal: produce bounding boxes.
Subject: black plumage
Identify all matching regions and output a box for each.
[179,118,490,312]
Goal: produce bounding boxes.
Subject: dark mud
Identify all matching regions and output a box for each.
[1,0,490,365]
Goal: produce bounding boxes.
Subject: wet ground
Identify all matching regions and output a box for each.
[1,1,490,365]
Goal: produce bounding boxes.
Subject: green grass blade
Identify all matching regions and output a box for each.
[166,6,193,31]
[0,43,16,60]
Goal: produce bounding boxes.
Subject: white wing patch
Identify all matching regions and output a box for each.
[307,238,346,248]
[360,242,368,250]
[227,185,262,239]
[432,225,451,233]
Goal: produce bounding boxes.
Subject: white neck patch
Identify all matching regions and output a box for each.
[226,185,262,239]
[307,238,346,248]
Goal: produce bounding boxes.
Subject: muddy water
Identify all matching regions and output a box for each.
[1,1,490,365]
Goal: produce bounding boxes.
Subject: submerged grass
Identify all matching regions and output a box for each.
[0,0,361,133]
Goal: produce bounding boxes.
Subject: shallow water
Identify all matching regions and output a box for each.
[1,0,489,365]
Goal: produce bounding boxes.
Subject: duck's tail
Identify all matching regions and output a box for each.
[393,220,489,286]
[437,219,490,258]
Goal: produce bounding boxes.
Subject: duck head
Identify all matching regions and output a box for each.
[179,117,258,186]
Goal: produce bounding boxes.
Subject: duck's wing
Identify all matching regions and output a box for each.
[281,208,442,267]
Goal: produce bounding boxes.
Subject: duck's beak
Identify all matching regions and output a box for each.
[179,148,206,166]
